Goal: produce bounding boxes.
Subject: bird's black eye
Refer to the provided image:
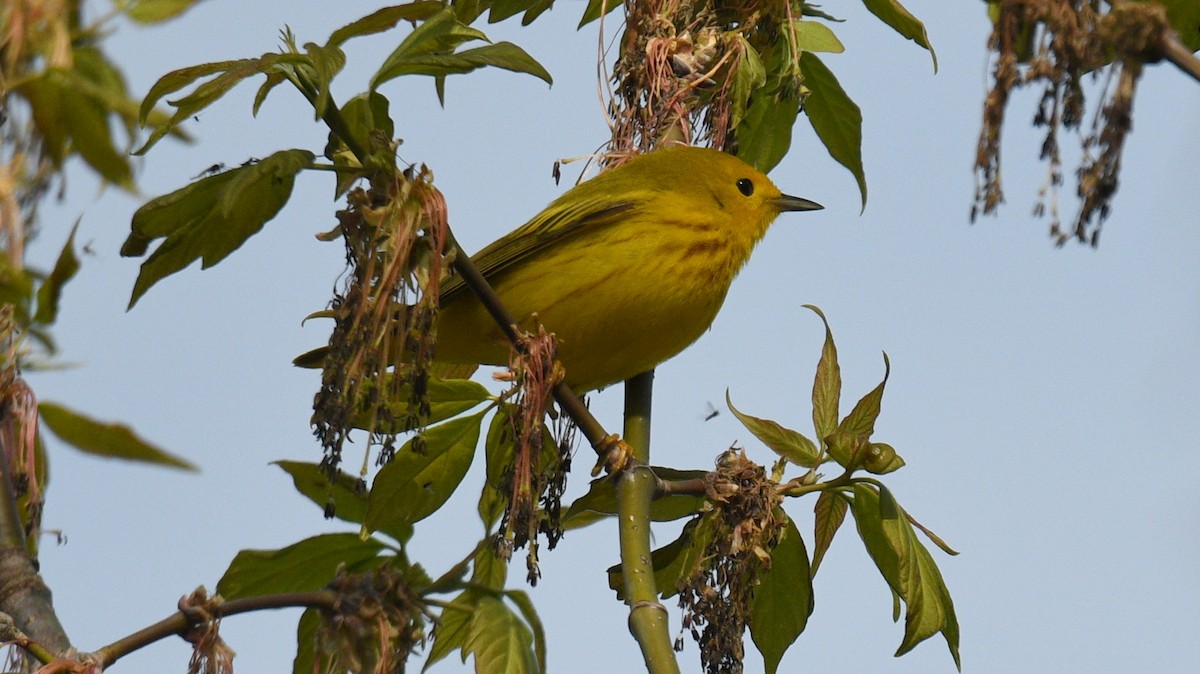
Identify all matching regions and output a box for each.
[736,178,754,197]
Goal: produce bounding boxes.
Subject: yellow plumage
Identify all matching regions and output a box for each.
[434,145,821,391]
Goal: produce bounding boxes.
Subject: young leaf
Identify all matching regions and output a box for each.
[136,54,305,154]
[38,401,195,470]
[326,2,446,48]
[850,483,960,669]
[811,489,849,576]
[217,533,386,599]
[608,513,717,601]
[729,36,766,129]
[800,52,866,209]
[349,375,490,433]
[726,390,821,467]
[365,411,485,533]
[370,7,487,90]
[292,608,334,674]
[748,515,814,674]
[124,0,203,23]
[376,42,552,88]
[838,352,891,439]
[794,20,846,53]
[426,597,474,671]
[272,460,370,528]
[122,148,314,307]
[804,304,841,445]
[464,596,538,674]
[34,220,81,326]
[860,0,938,71]
[578,0,624,27]
[503,590,547,674]
[734,87,800,174]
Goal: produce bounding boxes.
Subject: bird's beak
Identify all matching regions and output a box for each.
[775,193,823,212]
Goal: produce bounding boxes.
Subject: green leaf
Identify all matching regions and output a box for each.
[735,86,800,173]
[327,91,395,195]
[811,489,848,576]
[292,608,334,674]
[365,411,485,533]
[729,36,766,130]
[794,20,846,53]
[478,405,515,530]
[860,0,937,71]
[38,401,195,470]
[136,53,306,154]
[124,0,203,23]
[748,515,813,674]
[272,460,376,531]
[327,2,446,48]
[1159,0,1200,50]
[464,596,537,674]
[122,148,313,307]
[800,51,867,210]
[849,483,960,669]
[503,590,546,674]
[804,304,841,447]
[302,42,347,118]
[350,375,490,433]
[838,352,890,439]
[608,513,718,601]
[863,441,905,474]
[562,467,707,530]
[34,220,81,325]
[217,533,386,599]
[726,390,821,467]
[578,0,623,27]
[370,7,487,89]
[426,596,474,671]
[473,541,509,589]
[375,41,552,89]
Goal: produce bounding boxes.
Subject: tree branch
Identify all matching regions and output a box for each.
[91,590,337,669]
[1160,29,1200,84]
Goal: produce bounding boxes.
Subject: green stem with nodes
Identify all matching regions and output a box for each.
[618,370,680,674]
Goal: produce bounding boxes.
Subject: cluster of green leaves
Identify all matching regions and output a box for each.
[217,381,567,673]
[560,307,959,673]
[122,2,551,307]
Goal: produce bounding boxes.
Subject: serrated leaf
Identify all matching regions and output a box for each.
[794,20,846,53]
[838,352,890,439]
[34,220,81,325]
[125,0,202,23]
[327,2,446,48]
[811,489,848,576]
[136,53,305,154]
[800,51,867,209]
[123,148,313,307]
[365,411,485,533]
[562,467,707,530]
[860,0,937,71]
[726,390,821,467]
[464,596,537,674]
[748,515,813,674]
[804,304,841,446]
[217,533,386,599]
[38,401,195,470]
[272,460,372,528]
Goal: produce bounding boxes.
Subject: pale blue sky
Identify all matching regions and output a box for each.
[29,1,1200,672]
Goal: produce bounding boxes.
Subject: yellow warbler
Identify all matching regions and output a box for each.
[434,145,821,391]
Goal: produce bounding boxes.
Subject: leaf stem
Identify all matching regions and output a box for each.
[617,371,680,674]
